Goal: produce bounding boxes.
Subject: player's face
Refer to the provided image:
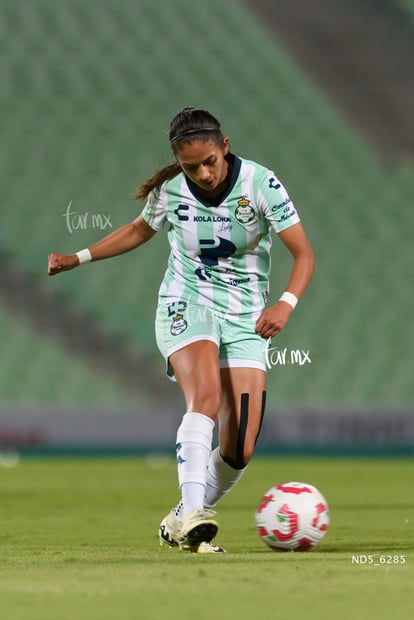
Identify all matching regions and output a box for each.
[175,138,230,194]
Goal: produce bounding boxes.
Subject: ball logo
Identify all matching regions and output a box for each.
[273,503,299,541]
[235,198,255,224]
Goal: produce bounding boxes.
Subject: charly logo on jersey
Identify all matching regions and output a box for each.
[170,313,188,336]
[174,204,190,221]
[235,198,255,224]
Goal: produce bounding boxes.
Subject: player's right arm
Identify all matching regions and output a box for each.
[48,214,156,276]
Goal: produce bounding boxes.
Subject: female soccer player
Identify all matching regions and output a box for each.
[48,107,315,553]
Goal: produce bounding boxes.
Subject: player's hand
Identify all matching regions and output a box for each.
[254,301,293,339]
[48,253,79,276]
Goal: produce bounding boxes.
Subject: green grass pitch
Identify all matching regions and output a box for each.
[0,456,413,620]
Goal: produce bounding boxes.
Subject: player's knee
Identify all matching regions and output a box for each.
[190,386,222,419]
[222,437,256,470]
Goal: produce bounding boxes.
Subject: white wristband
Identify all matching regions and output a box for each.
[75,248,92,264]
[279,291,298,309]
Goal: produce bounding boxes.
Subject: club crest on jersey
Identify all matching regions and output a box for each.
[170,313,188,336]
[235,198,255,224]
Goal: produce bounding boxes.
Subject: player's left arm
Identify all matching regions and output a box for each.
[255,222,315,339]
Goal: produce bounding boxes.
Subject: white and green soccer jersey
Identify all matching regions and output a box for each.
[141,154,300,319]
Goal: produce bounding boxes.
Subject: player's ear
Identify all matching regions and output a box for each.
[223,136,230,155]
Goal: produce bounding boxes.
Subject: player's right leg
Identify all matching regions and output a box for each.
[155,302,225,552]
[168,340,224,551]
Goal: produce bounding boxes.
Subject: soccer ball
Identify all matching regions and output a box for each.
[255,481,329,551]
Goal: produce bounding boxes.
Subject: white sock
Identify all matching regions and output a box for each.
[204,446,247,508]
[181,482,205,514]
[176,412,215,515]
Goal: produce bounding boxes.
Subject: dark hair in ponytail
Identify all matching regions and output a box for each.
[134,162,182,202]
[135,107,224,201]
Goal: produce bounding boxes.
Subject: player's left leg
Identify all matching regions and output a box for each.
[204,366,266,508]
[160,365,265,552]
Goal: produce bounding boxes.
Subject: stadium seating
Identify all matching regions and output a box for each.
[0,304,126,403]
[0,0,413,407]
[396,0,414,18]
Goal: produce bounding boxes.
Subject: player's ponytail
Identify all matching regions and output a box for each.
[134,162,181,201]
[135,107,224,201]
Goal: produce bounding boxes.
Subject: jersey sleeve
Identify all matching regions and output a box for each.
[140,185,168,231]
[258,169,300,234]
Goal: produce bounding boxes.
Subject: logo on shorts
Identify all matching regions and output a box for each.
[235,198,255,224]
[170,313,188,336]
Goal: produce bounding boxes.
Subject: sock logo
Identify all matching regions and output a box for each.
[176,442,186,465]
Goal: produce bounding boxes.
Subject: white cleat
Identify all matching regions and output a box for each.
[159,508,181,548]
[196,541,227,554]
[159,508,226,553]
[179,509,219,551]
